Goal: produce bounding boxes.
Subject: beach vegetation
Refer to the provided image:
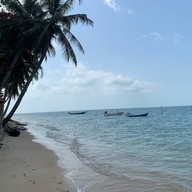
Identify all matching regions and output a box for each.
[0,0,93,127]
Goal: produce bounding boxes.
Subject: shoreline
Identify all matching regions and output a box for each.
[0,129,76,192]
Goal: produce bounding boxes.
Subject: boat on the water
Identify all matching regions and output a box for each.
[68,111,87,115]
[126,112,148,117]
[104,110,123,116]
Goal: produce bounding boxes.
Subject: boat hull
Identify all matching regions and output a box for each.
[104,112,123,116]
[126,113,148,117]
[68,111,87,115]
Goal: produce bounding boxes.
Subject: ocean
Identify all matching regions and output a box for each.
[13,106,192,192]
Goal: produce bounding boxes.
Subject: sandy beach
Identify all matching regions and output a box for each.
[0,129,76,192]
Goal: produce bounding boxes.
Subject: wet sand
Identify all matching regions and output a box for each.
[0,130,76,192]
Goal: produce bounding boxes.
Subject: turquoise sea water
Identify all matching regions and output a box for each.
[14,106,192,192]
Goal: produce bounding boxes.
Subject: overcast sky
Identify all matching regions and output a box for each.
[14,0,192,113]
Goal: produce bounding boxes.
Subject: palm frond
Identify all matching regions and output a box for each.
[0,0,93,105]
[62,26,84,54]
[57,27,77,65]
[2,0,28,17]
[64,14,93,26]
[61,0,74,14]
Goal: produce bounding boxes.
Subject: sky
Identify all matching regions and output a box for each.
[13,0,192,113]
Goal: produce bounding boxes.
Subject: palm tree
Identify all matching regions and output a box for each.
[2,0,93,125]
[0,4,44,125]
[3,51,43,114]
[0,0,45,92]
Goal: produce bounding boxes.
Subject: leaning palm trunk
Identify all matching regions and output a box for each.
[0,101,4,132]
[0,51,21,92]
[3,96,11,116]
[3,46,48,127]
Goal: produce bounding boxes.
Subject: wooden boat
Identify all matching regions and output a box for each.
[104,111,123,116]
[68,111,87,115]
[126,112,148,117]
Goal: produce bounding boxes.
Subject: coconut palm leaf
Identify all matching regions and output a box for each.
[2,0,93,125]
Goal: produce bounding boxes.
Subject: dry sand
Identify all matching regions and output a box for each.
[0,130,76,192]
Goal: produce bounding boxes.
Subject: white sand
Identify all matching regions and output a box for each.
[0,130,76,192]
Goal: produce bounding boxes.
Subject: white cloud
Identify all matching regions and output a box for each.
[173,33,180,44]
[29,63,158,97]
[104,0,120,12]
[103,0,133,15]
[143,32,181,44]
[18,63,164,112]
[127,8,133,15]
[150,32,164,42]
